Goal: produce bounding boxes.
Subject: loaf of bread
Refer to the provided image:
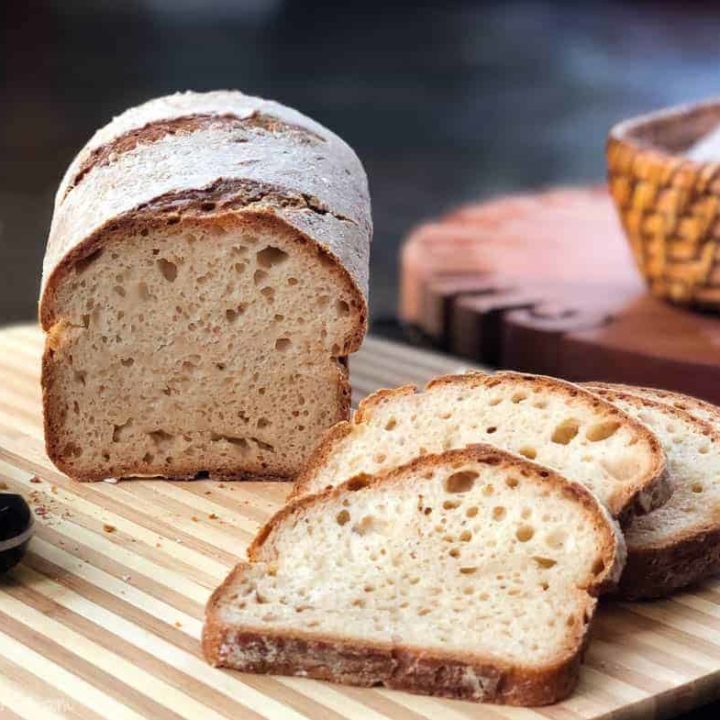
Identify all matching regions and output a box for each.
[586,383,720,598]
[291,372,669,520]
[203,445,624,705]
[39,91,371,481]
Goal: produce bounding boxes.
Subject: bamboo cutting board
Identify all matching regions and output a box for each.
[1,324,720,720]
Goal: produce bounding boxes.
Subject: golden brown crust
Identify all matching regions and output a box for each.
[587,382,720,424]
[202,622,583,705]
[204,445,621,705]
[290,371,669,519]
[618,524,720,599]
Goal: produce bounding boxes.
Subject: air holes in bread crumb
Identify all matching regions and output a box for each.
[587,420,621,442]
[512,392,527,403]
[256,246,289,268]
[226,305,246,322]
[592,559,606,575]
[336,300,350,317]
[157,259,177,282]
[516,525,534,542]
[74,248,103,274]
[492,506,506,520]
[518,446,537,460]
[552,418,579,445]
[253,269,268,285]
[121,357,134,367]
[137,282,151,301]
[466,506,479,518]
[692,483,704,494]
[112,419,133,443]
[459,567,477,575]
[533,556,557,569]
[449,548,460,558]
[506,476,519,489]
[459,530,472,542]
[384,418,397,431]
[444,470,478,493]
[275,338,291,352]
[336,510,350,526]
[486,426,497,434]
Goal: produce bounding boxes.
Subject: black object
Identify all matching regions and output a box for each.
[0,493,34,573]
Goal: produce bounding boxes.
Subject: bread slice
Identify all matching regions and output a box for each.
[587,382,720,426]
[203,445,624,705]
[585,383,720,598]
[39,91,371,481]
[291,372,669,519]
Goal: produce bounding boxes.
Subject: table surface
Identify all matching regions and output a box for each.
[2,324,720,719]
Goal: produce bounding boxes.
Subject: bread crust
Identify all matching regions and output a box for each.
[204,445,623,705]
[585,383,720,599]
[586,382,720,424]
[290,371,670,520]
[41,91,371,310]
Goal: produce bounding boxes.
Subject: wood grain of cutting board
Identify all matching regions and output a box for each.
[2,324,720,720]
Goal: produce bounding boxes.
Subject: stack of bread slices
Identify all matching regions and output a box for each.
[203,371,720,706]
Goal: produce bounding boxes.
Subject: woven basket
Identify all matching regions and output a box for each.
[608,99,720,310]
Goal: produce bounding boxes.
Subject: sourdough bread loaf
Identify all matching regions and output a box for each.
[39,91,371,481]
[203,445,624,705]
[291,372,669,519]
[586,383,720,598]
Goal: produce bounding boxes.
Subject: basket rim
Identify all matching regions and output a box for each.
[609,97,720,161]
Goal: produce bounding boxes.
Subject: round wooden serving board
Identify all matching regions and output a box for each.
[400,187,720,403]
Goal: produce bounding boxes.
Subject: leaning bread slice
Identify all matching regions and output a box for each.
[588,382,720,427]
[291,372,668,519]
[203,445,624,706]
[586,383,720,598]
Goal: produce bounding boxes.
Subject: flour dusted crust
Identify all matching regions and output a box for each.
[291,371,669,520]
[40,91,371,481]
[585,383,720,598]
[203,446,624,706]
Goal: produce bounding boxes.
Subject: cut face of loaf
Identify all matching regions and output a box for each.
[292,372,669,519]
[203,446,624,706]
[39,91,371,481]
[585,384,720,598]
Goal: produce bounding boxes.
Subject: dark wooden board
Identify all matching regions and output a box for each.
[400,187,720,403]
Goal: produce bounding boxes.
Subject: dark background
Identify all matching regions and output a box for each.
[2,0,720,328]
